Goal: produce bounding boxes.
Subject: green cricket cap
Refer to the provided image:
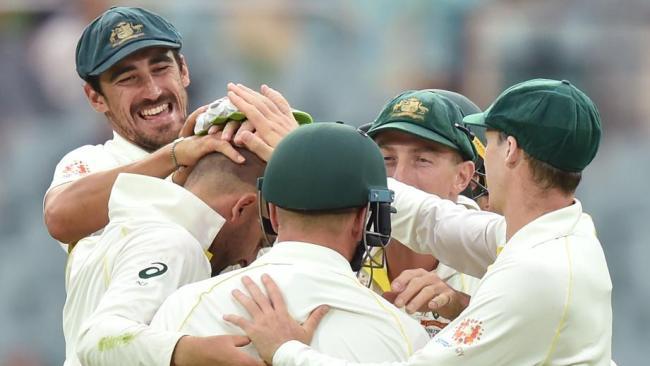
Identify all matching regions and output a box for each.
[367,90,476,162]
[262,122,389,211]
[76,6,182,80]
[464,79,601,172]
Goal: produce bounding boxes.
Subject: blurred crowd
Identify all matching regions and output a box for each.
[0,0,648,364]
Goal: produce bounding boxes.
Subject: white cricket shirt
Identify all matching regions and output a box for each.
[63,173,225,366]
[151,241,430,363]
[45,132,150,251]
[272,178,613,365]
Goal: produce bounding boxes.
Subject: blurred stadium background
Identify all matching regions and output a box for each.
[0,0,647,364]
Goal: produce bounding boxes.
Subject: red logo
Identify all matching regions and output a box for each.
[62,160,90,178]
[452,318,483,345]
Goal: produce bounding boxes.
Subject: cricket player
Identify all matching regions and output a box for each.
[225,79,614,365]
[357,90,483,337]
[64,149,266,366]
[151,122,429,363]
[43,6,301,250]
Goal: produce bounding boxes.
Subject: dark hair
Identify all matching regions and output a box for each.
[494,130,581,193]
[84,49,184,96]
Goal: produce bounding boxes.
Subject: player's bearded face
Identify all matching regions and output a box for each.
[99,48,189,151]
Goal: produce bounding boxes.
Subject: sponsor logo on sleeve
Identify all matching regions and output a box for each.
[452,318,483,346]
[61,160,91,179]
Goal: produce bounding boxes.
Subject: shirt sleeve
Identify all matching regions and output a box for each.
[75,228,211,366]
[388,178,506,278]
[47,145,117,193]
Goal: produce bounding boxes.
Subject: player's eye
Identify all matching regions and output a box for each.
[152,64,171,74]
[117,75,136,84]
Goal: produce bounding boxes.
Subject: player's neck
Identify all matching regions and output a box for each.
[277,230,357,262]
[503,183,575,242]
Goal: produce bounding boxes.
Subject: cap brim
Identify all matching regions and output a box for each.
[368,121,461,153]
[89,39,182,77]
[462,112,488,127]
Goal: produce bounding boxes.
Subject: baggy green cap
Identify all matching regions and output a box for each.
[76,6,182,80]
[464,79,601,172]
[367,90,476,162]
[262,122,389,211]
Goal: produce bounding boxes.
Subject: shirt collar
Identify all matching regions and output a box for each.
[457,194,480,210]
[108,173,225,250]
[506,199,588,251]
[254,241,355,276]
[108,131,150,161]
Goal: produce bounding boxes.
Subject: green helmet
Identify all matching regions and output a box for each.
[261,122,391,211]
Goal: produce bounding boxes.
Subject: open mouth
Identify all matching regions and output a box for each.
[137,102,173,120]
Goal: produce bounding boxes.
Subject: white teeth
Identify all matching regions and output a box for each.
[140,103,169,117]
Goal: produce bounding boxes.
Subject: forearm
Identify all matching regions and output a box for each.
[77,316,183,366]
[388,178,503,278]
[44,145,175,243]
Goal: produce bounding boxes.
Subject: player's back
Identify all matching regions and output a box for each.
[152,241,429,362]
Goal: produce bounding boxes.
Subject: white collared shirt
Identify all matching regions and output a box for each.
[45,132,150,251]
[151,241,430,363]
[271,178,613,366]
[63,173,225,366]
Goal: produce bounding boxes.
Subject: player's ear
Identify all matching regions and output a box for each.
[179,54,190,88]
[454,160,475,195]
[268,203,280,233]
[230,193,257,223]
[351,206,367,241]
[84,83,109,113]
[505,136,523,168]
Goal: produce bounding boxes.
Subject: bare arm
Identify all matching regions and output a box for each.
[44,109,245,244]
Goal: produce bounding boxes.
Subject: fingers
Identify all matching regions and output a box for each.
[171,166,193,186]
[393,269,447,311]
[391,267,429,292]
[228,83,275,119]
[206,136,246,163]
[223,313,251,333]
[227,91,269,132]
[302,305,330,336]
[233,121,255,146]
[261,84,292,116]
[221,120,241,141]
[405,285,439,314]
[179,105,208,137]
[241,276,273,313]
[208,124,223,135]
[429,292,451,311]
[261,274,287,313]
[227,334,253,347]
[238,131,273,162]
[231,289,263,318]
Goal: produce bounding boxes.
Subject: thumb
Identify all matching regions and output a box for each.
[228,335,253,347]
[302,305,330,336]
[179,105,208,137]
[240,131,273,162]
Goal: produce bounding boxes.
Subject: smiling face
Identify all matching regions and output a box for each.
[84,47,190,151]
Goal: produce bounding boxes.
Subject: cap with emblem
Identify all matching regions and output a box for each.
[76,6,182,80]
[367,90,476,162]
[261,123,390,211]
[463,79,602,172]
